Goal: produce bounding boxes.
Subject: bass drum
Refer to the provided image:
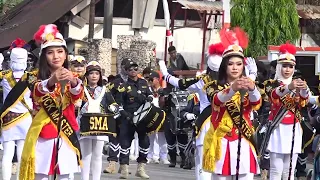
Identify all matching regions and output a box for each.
[169,90,189,134]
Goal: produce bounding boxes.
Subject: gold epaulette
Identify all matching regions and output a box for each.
[21,70,38,83]
[203,80,218,91]
[201,74,213,85]
[0,70,11,79]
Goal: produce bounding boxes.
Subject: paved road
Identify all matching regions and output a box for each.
[1,152,313,179]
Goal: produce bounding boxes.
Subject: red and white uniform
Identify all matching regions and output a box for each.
[203,84,261,180]
[265,42,308,180]
[267,82,307,154]
[33,78,83,175]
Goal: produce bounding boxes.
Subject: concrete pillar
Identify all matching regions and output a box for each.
[116,35,156,75]
[222,0,231,28]
[88,38,112,76]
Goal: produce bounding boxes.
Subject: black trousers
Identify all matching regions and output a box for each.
[295,151,308,177]
[164,113,188,162]
[119,118,150,165]
[107,119,121,162]
[259,152,270,170]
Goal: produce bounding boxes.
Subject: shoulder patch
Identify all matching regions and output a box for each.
[117,84,126,93]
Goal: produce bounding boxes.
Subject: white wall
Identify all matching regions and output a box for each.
[68,24,220,68]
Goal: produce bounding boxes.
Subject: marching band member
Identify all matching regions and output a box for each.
[203,28,261,179]
[261,43,309,180]
[117,60,153,179]
[0,38,32,180]
[103,58,130,174]
[158,43,223,174]
[19,24,84,180]
[147,71,170,165]
[159,39,257,179]
[70,55,87,78]
[180,92,200,169]
[77,61,119,180]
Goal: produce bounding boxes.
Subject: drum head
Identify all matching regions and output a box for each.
[170,91,189,121]
[133,102,152,124]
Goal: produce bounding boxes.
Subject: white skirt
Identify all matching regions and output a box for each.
[267,122,302,154]
[210,138,260,175]
[0,113,32,142]
[35,137,80,175]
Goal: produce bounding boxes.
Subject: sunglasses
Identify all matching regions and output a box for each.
[148,77,154,82]
[128,67,138,72]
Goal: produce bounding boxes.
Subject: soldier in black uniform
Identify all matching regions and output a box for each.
[103,58,130,174]
[117,60,153,179]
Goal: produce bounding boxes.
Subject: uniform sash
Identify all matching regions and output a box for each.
[224,99,257,150]
[5,71,31,112]
[0,79,30,130]
[40,94,82,164]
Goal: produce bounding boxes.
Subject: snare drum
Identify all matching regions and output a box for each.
[133,102,166,135]
[170,90,189,132]
[80,113,117,137]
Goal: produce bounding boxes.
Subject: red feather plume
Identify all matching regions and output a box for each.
[219,27,237,48]
[219,27,249,49]
[208,43,225,56]
[33,24,60,44]
[279,42,296,55]
[10,38,26,49]
[234,27,248,49]
[33,25,46,43]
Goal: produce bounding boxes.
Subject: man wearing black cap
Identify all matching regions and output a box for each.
[117,60,153,179]
[103,57,131,174]
[168,46,189,70]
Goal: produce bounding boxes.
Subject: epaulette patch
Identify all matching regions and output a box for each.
[117,85,125,93]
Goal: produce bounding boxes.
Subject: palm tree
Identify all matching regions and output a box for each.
[231,0,301,57]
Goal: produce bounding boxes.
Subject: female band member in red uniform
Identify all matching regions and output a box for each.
[263,43,309,180]
[203,28,261,179]
[19,24,84,180]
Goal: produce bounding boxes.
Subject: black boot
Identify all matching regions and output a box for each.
[180,154,186,168]
[169,153,176,168]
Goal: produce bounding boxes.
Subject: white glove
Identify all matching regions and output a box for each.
[245,57,257,81]
[114,113,120,119]
[158,59,168,76]
[186,113,196,120]
[108,104,118,114]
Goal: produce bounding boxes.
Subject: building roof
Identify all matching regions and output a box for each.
[297,4,320,19]
[0,0,84,48]
[174,0,224,12]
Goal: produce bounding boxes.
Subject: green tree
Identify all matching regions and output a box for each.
[231,0,301,57]
[1,0,24,15]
